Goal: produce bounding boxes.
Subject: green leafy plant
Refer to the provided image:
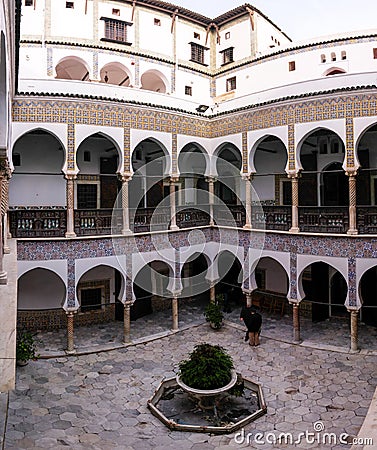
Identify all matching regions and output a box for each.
[204,301,224,329]
[16,331,38,363]
[178,343,234,390]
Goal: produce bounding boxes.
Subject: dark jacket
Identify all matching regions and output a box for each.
[240,307,262,332]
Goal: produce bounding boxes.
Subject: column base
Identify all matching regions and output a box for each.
[293,338,302,344]
[169,225,179,231]
[123,338,132,345]
[347,229,358,236]
[65,232,77,238]
[0,271,7,285]
[171,327,179,332]
[243,224,252,230]
[122,229,132,235]
[65,349,76,355]
[289,227,300,233]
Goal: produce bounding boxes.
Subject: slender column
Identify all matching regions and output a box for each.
[290,175,300,233]
[172,296,179,331]
[65,174,76,238]
[3,178,10,253]
[243,175,252,229]
[245,292,252,307]
[0,163,8,284]
[347,172,358,235]
[120,174,132,235]
[66,311,75,353]
[210,282,216,304]
[170,176,179,231]
[123,302,131,343]
[292,303,301,343]
[207,177,215,226]
[349,309,359,352]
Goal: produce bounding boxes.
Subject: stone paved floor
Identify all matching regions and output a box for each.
[34,300,377,356]
[5,317,377,449]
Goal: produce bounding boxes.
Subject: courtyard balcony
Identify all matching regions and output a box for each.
[9,204,377,237]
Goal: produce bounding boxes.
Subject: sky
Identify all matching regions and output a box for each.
[168,0,377,42]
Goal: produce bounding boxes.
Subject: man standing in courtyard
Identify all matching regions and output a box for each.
[240,306,262,346]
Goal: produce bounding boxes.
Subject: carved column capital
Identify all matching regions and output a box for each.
[119,172,133,183]
[169,175,179,184]
[205,176,217,184]
[0,158,12,179]
[64,173,77,181]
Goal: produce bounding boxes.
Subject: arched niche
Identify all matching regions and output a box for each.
[10,129,66,207]
[18,268,66,310]
[140,69,168,93]
[100,61,132,86]
[76,132,122,209]
[55,56,90,81]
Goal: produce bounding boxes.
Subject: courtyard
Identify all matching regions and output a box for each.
[2,315,377,449]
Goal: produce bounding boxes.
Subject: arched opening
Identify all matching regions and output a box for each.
[300,262,347,322]
[140,70,167,93]
[359,266,377,326]
[298,129,347,232]
[17,268,66,331]
[253,136,288,204]
[215,251,243,313]
[299,129,345,206]
[76,133,121,209]
[77,265,123,323]
[252,136,289,230]
[100,62,131,86]
[325,68,346,76]
[178,143,209,208]
[132,261,172,322]
[0,32,7,149]
[181,253,209,312]
[10,129,66,237]
[130,139,169,231]
[321,162,348,206]
[251,257,289,316]
[215,144,242,205]
[357,124,377,202]
[55,56,90,81]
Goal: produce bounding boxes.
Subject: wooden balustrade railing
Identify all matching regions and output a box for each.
[74,209,123,236]
[13,205,377,237]
[299,206,349,233]
[9,208,67,238]
[252,205,291,231]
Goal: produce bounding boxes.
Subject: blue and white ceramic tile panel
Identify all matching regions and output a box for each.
[16,231,377,309]
[348,257,357,307]
[67,258,76,308]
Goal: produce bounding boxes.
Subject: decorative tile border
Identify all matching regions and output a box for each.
[172,133,177,174]
[346,118,355,169]
[13,93,377,141]
[67,123,75,170]
[242,131,248,173]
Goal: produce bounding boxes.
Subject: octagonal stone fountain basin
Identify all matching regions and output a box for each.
[148,374,267,434]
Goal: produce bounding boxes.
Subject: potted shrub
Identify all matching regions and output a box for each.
[178,343,234,390]
[204,301,224,330]
[176,343,237,410]
[16,331,38,366]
